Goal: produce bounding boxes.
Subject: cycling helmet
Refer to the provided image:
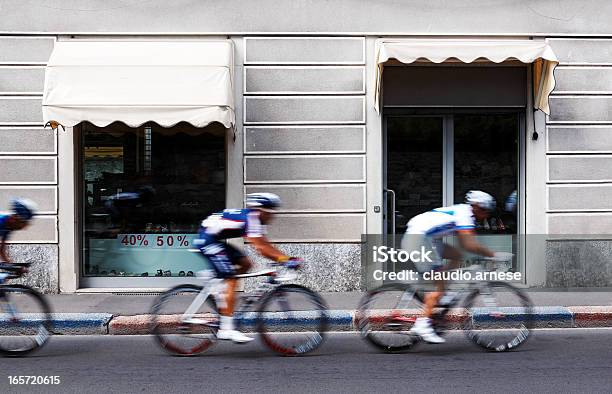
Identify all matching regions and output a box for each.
[246,193,282,209]
[465,190,496,212]
[505,190,518,213]
[11,198,38,221]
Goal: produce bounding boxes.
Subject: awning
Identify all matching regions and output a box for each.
[375,39,558,114]
[43,40,235,129]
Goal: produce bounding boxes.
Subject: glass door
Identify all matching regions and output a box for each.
[452,113,520,270]
[384,112,522,271]
[384,116,444,238]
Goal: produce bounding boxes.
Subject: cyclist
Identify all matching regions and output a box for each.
[194,193,299,343]
[401,190,512,344]
[0,199,38,282]
[104,186,155,231]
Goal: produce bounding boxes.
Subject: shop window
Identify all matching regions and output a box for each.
[385,112,521,271]
[80,122,226,278]
[453,114,518,234]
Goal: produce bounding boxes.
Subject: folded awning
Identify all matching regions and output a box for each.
[43,40,235,128]
[375,39,558,114]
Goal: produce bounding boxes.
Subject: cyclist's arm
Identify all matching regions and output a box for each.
[456,230,495,258]
[246,235,289,262]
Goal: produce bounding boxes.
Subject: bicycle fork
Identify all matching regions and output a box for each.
[478,284,505,319]
[0,291,49,345]
[0,292,19,322]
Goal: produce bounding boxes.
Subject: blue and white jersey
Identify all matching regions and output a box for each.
[200,208,265,240]
[0,214,11,242]
[406,204,476,238]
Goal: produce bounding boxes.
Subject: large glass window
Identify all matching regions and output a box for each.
[81,122,226,279]
[385,112,521,271]
[385,117,443,235]
[453,114,518,233]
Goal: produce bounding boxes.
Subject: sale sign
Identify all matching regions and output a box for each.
[118,234,195,249]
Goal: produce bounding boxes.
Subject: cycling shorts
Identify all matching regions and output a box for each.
[196,234,245,279]
[400,233,445,271]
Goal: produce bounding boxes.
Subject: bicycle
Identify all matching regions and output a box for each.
[150,255,328,356]
[0,262,53,356]
[356,258,533,352]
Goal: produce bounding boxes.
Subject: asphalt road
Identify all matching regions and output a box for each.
[0,329,611,394]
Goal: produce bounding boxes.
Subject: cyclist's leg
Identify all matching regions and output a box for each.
[198,238,237,316]
[422,238,443,318]
[200,242,253,342]
[411,237,447,343]
[222,244,252,316]
[439,243,462,269]
[225,243,252,275]
[423,241,463,315]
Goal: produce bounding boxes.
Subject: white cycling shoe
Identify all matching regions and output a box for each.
[410,317,445,344]
[217,316,253,344]
[217,329,254,343]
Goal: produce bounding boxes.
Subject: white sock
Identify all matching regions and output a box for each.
[220,315,234,331]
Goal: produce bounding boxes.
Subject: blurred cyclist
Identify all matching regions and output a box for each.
[401,190,512,344]
[104,186,155,231]
[0,199,38,282]
[194,193,300,343]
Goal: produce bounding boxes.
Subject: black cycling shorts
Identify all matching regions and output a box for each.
[197,235,246,279]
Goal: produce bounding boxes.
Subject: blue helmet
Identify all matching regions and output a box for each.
[505,190,518,213]
[246,193,282,209]
[11,198,38,221]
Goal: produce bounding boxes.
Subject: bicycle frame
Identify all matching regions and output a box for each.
[403,263,509,312]
[179,266,292,328]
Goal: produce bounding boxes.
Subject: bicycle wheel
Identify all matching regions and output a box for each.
[463,281,533,352]
[0,285,53,357]
[355,283,423,352]
[256,284,328,356]
[150,284,219,356]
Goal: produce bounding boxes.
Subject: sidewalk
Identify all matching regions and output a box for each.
[17,290,609,335]
[42,290,612,315]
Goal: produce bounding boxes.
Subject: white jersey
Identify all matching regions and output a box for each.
[406,204,476,238]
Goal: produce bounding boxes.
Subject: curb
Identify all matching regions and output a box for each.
[7,307,611,335]
[105,306,612,335]
[0,313,113,335]
[569,306,612,328]
[108,310,354,335]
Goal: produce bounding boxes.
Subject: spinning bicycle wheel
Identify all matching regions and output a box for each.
[151,285,219,356]
[356,283,423,352]
[0,284,53,357]
[463,281,533,352]
[256,284,328,356]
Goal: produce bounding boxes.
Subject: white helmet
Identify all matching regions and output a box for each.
[245,193,282,209]
[465,190,496,212]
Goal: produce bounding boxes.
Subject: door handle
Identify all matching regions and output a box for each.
[384,188,397,248]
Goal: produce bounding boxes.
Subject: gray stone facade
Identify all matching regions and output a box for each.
[244,244,361,292]
[2,2,612,291]
[5,244,58,294]
[546,241,612,288]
